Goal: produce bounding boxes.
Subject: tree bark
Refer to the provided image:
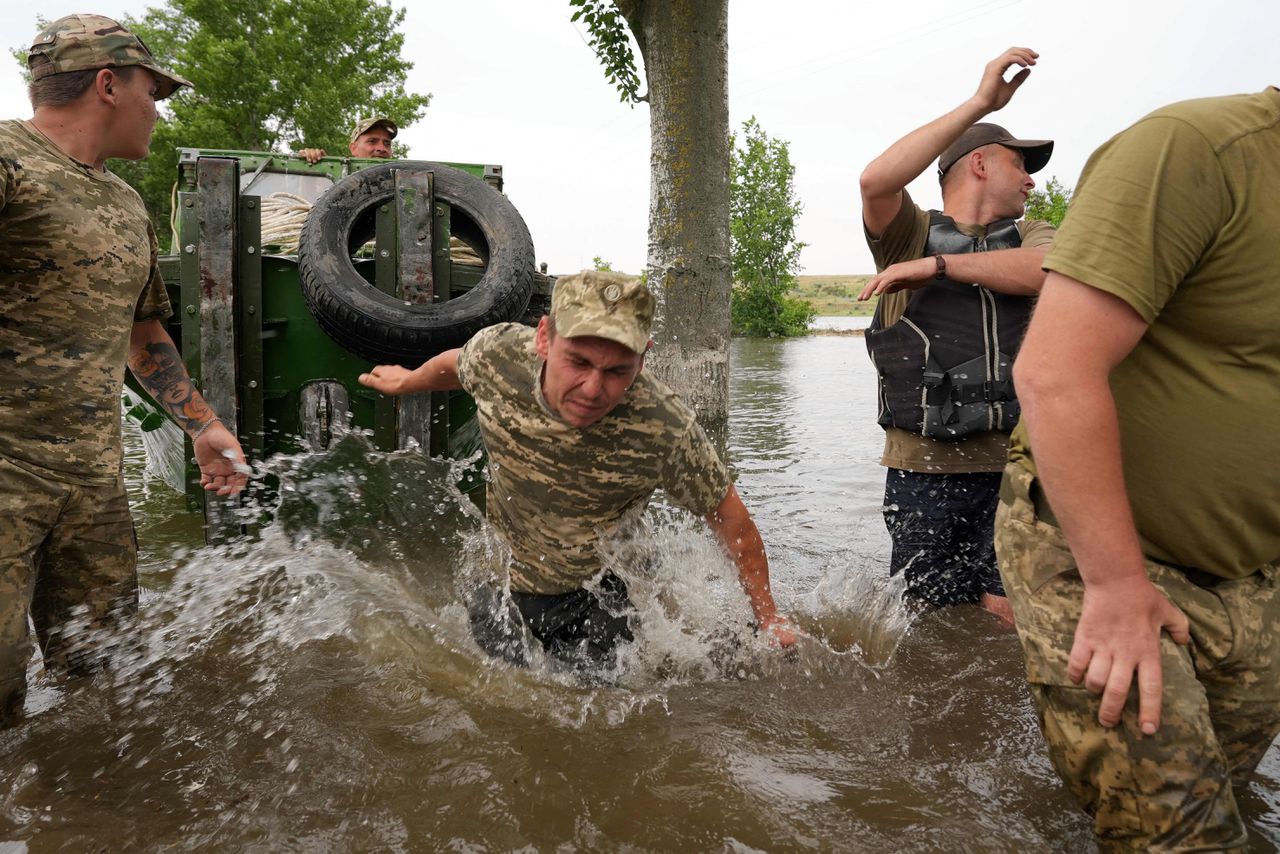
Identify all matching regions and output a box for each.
[619,0,731,429]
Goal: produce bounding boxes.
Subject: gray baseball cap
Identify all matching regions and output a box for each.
[938,122,1053,179]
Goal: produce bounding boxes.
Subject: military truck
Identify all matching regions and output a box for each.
[125,149,552,538]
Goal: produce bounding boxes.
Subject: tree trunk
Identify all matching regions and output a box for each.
[619,0,731,429]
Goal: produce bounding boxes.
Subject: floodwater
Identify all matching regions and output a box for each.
[1,332,1276,852]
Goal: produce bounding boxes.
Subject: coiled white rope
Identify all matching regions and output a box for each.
[258,191,484,265]
[259,191,313,255]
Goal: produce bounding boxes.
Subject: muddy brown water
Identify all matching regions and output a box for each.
[1,335,1275,852]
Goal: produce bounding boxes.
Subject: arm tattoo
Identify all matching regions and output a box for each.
[127,340,216,434]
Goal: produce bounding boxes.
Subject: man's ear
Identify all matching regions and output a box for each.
[94,68,118,105]
[534,315,552,360]
[970,148,989,179]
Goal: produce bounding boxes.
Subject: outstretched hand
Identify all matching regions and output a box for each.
[358,364,414,396]
[1067,576,1191,733]
[974,47,1039,113]
[194,422,249,496]
[858,257,936,301]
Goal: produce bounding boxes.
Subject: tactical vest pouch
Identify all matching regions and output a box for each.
[920,352,1020,440]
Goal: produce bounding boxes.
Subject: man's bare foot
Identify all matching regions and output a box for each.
[980,593,1015,627]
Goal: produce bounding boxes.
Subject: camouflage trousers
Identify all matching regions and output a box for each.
[0,455,138,727]
[995,463,1280,852]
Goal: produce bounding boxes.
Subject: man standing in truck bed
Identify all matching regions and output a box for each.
[297,115,398,163]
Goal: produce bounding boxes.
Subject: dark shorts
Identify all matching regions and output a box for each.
[882,468,1004,605]
[468,573,635,671]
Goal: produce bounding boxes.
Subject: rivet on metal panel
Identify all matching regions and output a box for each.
[185,305,196,316]
[246,201,256,209]
[184,199,194,208]
[184,244,195,254]
[247,246,256,254]
[380,205,389,213]
[380,250,390,258]
[248,380,258,389]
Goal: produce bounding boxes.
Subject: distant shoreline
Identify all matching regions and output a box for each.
[792,274,877,317]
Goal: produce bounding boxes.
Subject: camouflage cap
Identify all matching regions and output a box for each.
[350,116,399,143]
[551,271,654,354]
[28,14,192,100]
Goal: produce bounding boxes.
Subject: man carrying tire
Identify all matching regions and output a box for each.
[857,47,1055,623]
[298,115,398,164]
[1,14,248,727]
[358,271,795,669]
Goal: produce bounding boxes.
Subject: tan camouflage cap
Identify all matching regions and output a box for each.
[350,116,399,143]
[28,13,192,100]
[551,271,655,354]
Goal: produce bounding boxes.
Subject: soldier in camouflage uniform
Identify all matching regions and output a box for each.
[297,116,399,164]
[360,270,795,668]
[997,88,1280,849]
[0,14,248,727]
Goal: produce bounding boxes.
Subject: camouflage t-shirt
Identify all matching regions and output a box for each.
[0,119,172,483]
[457,323,731,594]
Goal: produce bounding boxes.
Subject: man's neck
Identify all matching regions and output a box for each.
[29,111,108,171]
[940,186,1009,227]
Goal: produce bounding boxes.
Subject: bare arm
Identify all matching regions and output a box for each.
[705,484,795,648]
[860,47,1039,237]
[128,319,247,495]
[358,349,462,396]
[1014,273,1190,732]
[858,245,1048,300]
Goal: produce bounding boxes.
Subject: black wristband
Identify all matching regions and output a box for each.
[933,254,947,280]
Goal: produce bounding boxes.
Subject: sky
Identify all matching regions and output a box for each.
[1,0,1276,276]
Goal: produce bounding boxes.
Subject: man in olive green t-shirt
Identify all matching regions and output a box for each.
[858,47,1055,622]
[997,88,1280,849]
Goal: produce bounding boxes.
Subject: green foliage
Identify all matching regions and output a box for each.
[729,117,812,337]
[24,0,431,244]
[1025,176,1073,228]
[568,0,643,104]
[591,255,614,272]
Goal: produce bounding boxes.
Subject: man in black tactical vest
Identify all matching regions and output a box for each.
[857,47,1055,623]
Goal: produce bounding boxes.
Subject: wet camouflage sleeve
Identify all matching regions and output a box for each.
[658,414,730,517]
[0,120,169,482]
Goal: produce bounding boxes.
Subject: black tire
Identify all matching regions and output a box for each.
[297,161,535,365]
